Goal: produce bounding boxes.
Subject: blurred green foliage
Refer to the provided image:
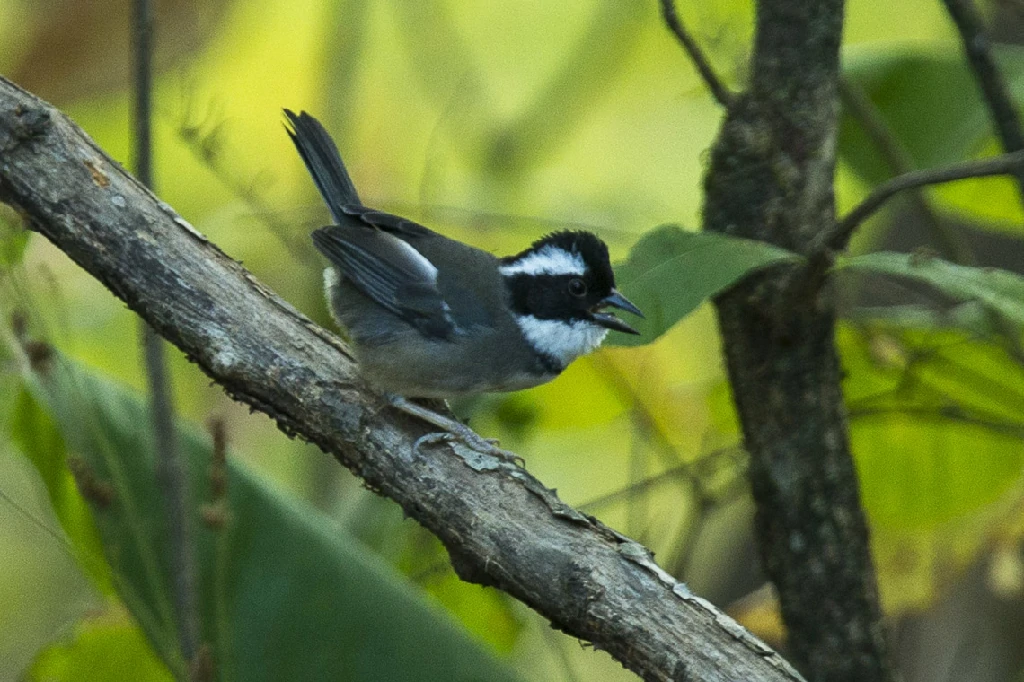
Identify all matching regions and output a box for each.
[29,609,174,682]
[14,351,522,681]
[1,0,1024,680]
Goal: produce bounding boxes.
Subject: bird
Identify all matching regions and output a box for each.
[284,109,642,460]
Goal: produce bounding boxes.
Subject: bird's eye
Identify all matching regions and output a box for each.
[568,278,587,297]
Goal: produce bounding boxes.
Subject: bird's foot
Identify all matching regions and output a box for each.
[388,395,523,466]
[412,432,456,459]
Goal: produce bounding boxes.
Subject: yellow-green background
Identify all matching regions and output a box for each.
[2,0,1024,680]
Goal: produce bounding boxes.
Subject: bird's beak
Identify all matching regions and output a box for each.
[591,289,644,335]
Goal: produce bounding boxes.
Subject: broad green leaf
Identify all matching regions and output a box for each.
[9,387,113,591]
[929,44,1024,227]
[610,225,802,347]
[0,447,98,681]
[931,137,1024,227]
[29,610,173,682]
[11,388,66,503]
[706,322,1024,612]
[854,411,1024,530]
[837,251,1024,334]
[842,302,998,337]
[22,354,522,682]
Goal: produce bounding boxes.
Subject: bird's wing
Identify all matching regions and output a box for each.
[312,225,456,339]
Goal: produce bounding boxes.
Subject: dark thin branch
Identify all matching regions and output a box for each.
[941,0,1024,204]
[132,0,200,671]
[0,76,804,682]
[578,447,747,514]
[838,77,973,263]
[829,149,1024,250]
[133,0,153,189]
[659,0,734,108]
[849,405,1024,437]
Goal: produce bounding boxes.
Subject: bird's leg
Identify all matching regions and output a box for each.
[387,395,522,465]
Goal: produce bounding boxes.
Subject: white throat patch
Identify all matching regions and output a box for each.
[499,245,586,277]
[515,315,608,367]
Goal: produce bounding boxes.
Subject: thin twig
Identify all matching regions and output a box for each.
[579,464,688,513]
[849,405,1024,437]
[589,353,685,472]
[838,77,973,263]
[578,447,746,513]
[829,149,1024,249]
[942,0,1024,205]
[666,485,706,578]
[133,0,199,671]
[626,418,651,541]
[659,0,733,108]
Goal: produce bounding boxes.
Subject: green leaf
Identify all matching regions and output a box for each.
[837,251,1024,334]
[610,225,802,347]
[0,221,30,267]
[11,388,66,503]
[29,610,173,682]
[841,302,998,336]
[931,137,1024,227]
[22,355,523,682]
[9,387,113,592]
[0,446,98,680]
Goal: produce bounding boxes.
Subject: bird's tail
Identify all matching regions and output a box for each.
[284,109,361,222]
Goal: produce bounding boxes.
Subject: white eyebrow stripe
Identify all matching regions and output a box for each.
[499,246,586,276]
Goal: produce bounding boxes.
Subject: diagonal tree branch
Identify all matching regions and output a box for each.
[0,77,804,682]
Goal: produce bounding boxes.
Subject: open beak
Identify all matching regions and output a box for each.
[590,289,644,335]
